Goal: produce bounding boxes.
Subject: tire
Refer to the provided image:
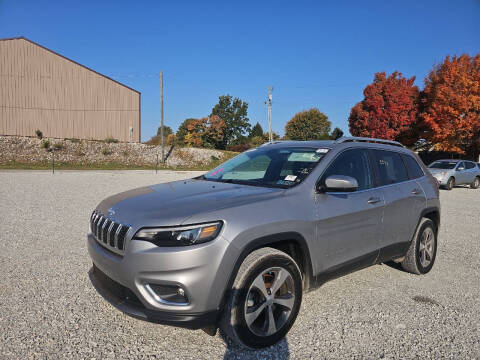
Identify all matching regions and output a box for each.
[219,247,303,349]
[445,177,455,190]
[401,218,437,275]
[470,177,480,189]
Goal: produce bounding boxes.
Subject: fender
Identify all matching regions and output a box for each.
[217,232,314,313]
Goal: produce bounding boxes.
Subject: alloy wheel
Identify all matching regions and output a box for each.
[244,267,295,337]
[419,227,435,268]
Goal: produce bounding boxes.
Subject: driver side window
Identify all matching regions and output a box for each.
[320,149,372,191]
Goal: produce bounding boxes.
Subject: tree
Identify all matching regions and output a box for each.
[420,54,480,157]
[348,72,420,145]
[330,127,344,140]
[166,133,176,146]
[184,115,226,148]
[285,108,331,140]
[211,95,250,148]
[156,125,173,137]
[249,122,264,138]
[176,118,195,144]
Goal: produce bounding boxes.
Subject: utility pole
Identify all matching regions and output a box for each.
[160,71,165,163]
[267,86,273,142]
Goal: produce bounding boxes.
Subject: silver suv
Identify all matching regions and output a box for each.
[88,137,440,349]
[428,159,480,190]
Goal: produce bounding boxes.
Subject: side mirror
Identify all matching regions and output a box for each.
[317,175,359,193]
[457,167,465,171]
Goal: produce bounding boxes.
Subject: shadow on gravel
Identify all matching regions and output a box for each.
[220,331,290,360]
[382,261,403,271]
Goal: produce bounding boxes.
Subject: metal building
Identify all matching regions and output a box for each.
[0,37,140,142]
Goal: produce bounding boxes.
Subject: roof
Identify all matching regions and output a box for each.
[0,36,140,94]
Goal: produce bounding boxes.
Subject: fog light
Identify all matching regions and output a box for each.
[146,283,189,305]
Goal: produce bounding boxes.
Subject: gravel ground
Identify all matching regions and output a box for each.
[0,170,479,359]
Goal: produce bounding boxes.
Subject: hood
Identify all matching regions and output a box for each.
[428,168,450,175]
[96,179,284,228]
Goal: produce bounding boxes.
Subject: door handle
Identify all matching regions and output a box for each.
[367,197,381,205]
[411,189,421,195]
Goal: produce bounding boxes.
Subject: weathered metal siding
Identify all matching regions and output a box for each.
[0,38,140,142]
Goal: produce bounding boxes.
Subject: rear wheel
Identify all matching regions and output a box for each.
[219,247,302,349]
[401,218,437,275]
[470,177,480,189]
[445,177,455,190]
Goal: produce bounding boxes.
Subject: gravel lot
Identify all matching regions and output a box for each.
[1,170,479,359]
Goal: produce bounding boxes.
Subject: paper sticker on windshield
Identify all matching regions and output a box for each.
[316,148,329,154]
[285,175,297,182]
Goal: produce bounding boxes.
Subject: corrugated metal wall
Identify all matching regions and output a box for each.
[0,38,140,142]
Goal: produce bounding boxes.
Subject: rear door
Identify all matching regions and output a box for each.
[464,161,477,183]
[314,148,383,271]
[371,150,425,259]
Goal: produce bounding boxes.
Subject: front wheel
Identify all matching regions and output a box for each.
[470,177,480,189]
[219,247,303,349]
[445,177,455,190]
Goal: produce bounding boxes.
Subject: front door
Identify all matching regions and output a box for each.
[314,148,383,272]
[455,162,468,184]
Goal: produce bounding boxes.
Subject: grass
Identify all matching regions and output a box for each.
[0,151,238,171]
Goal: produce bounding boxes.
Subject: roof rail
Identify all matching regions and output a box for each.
[335,136,405,148]
[259,140,285,147]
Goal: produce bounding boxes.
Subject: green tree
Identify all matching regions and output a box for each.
[249,122,264,138]
[330,127,344,140]
[285,108,331,140]
[156,125,173,137]
[211,95,250,148]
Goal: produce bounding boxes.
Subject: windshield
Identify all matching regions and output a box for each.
[202,146,328,188]
[428,161,457,170]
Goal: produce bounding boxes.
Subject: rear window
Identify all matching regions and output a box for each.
[401,154,424,179]
[372,150,409,186]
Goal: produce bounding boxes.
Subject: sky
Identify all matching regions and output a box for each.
[1,0,479,141]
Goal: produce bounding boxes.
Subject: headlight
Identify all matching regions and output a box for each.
[133,222,222,247]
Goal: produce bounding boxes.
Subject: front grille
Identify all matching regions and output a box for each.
[90,210,131,255]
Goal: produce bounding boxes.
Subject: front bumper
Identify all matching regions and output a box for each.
[87,232,237,329]
[89,264,218,329]
[432,174,448,186]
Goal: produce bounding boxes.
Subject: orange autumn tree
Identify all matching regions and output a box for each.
[421,54,480,157]
[184,115,226,148]
[348,72,420,145]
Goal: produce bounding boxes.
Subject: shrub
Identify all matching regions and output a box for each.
[53,142,64,150]
[65,138,80,143]
[35,129,43,139]
[40,140,50,149]
[105,136,119,144]
[102,148,113,156]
